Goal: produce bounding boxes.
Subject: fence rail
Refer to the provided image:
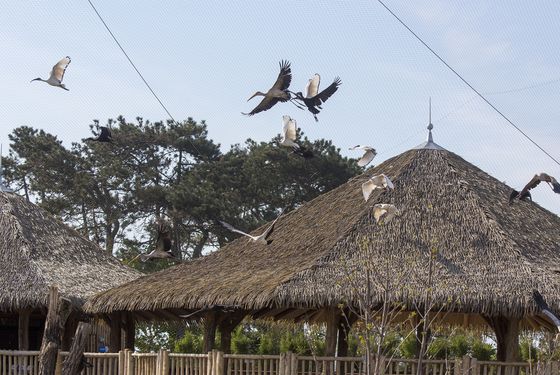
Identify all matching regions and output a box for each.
[1,350,557,375]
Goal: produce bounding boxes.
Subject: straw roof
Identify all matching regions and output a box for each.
[84,145,560,324]
[0,191,141,312]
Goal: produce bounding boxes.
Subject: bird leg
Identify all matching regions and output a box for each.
[289,99,306,110]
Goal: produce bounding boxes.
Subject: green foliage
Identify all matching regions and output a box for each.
[174,331,203,353]
[231,325,261,354]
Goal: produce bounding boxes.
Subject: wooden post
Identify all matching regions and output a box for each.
[123,312,136,350]
[39,286,67,375]
[453,357,462,375]
[324,307,340,357]
[18,308,31,350]
[54,352,63,375]
[290,352,298,375]
[218,311,245,353]
[207,351,214,375]
[162,350,170,375]
[216,350,224,375]
[61,321,92,375]
[109,312,123,352]
[203,311,218,352]
[279,352,286,375]
[485,316,520,363]
[118,350,125,375]
[462,355,471,375]
[125,349,134,375]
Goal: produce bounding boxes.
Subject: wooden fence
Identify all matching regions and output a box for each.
[1,350,559,375]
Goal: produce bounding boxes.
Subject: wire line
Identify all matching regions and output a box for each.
[376,0,560,167]
[86,0,203,156]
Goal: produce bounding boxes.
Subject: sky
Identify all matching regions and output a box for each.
[1,1,559,214]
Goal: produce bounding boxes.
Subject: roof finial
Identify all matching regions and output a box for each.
[413,98,444,150]
[0,144,13,193]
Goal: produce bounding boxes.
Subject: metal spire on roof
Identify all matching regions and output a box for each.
[414,98,445,150]
[0,144,13,193]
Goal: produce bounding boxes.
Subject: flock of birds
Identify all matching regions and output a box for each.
[30,57,560,326]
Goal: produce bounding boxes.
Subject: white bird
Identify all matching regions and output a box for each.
[31,56,71,91]
[362,174,394,202]
[220,211,284,245]
[373,204,398,224]
[349,145,377,167]
[280,115,299,148]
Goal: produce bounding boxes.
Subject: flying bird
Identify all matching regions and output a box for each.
[220,211,284,245]
[279,115,314,159]
[516,173,560,200]
[292,74,341,121]
[373,204,398,224]
[349,145,377,167]
[362,174,394,202]
[129,221,175,263]
[31,56,71,91]
[533,290,560,333]
[85,126,112,143]
[242,60,292,116]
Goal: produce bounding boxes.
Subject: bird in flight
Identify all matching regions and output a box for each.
[85,126,112,143]
[242,60,292,116]
[31,56,71,91]
[349,145,377,167]
[533,290,560,334]
[129,221,175,263]
[220,210,284,245]
[279,115,314,159]
[508,189,531,204]
[292,74,341,121]
[514,173,560,203]
[362,174,394,202]
[373,204,398,224]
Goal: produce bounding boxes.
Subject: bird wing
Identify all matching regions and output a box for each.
[384,175,394,189]
[362,180,375,202]
[373,204,397,223]
[219,220,254,239]
[349,145,368,150]
[49,56,71,83]
[519,174,542,196]
[358,149,376,167]
[282,116,297,142]
[373,206,388,223]
[314,77,341,105]
[243,96,280,116]
[543,309,560,332]
[262,209,284,240]
[272,60,292,91]
[155,222,173,252]
[305,74,320,98]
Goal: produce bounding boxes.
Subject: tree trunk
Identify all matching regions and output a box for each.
[485,316,521,363]
[38,286,66,375]
[203,311,218,352]
[123,312,136,350]
[324,307,340,357]
[218,311,246,353]
[191,230,209,259]
[62,312,79,351]
[61,321,92,375]
[109,312,122,352]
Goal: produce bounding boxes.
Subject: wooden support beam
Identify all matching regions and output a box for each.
[485,315,521,363]
[324,307,340,357]
[123,312,136,350]
[218,311,246,353]
[109,312,122,352]
[18,308,31,350]
[337,309,358,358]
[39,286,68,375]
[203,311,218,352]
[61,321,92,375]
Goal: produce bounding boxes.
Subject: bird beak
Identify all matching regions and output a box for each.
[30,78,41,82]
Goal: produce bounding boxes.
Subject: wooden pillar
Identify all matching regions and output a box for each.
[203,311,218,352]
[109,312,122,352]
[485,316,521,363]
[61,321,92,375]
[325,307,340,357]
[39,286,68,375]
[18,308,31,350]
[337,310,358,357]
[123,312,136,350]
[218,311,246,353]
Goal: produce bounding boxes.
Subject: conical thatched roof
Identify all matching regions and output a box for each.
[84,144,560,325]
[0,191,141,311]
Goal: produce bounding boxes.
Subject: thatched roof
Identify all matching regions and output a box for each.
[84,144,560,324]
[0,191,141,312]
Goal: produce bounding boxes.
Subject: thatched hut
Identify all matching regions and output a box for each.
[85,128,560,361]
[0,190,141,351]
